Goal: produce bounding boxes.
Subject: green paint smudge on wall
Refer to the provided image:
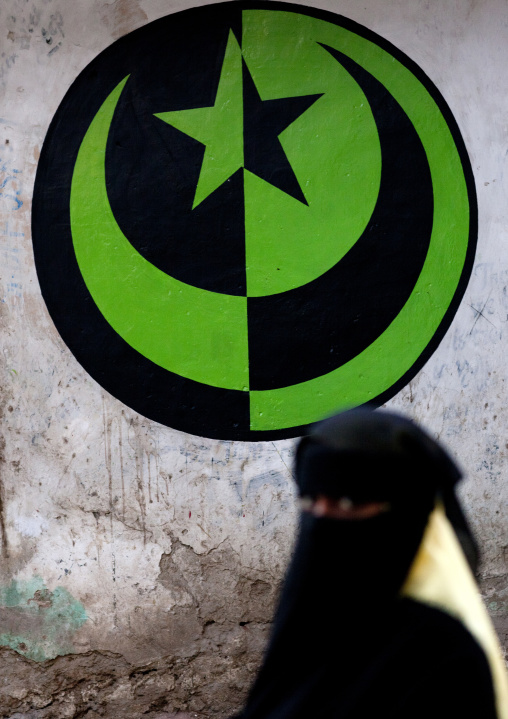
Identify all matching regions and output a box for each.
[0,576,87,661]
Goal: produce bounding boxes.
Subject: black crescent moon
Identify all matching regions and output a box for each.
[247,44,434,391]
[106,24,249,297]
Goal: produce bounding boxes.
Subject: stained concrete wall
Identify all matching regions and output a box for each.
[0,0,507,717]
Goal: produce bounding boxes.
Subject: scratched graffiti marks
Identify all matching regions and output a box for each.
[1,239,22,305]
[2,3,65,66]
[98,399,296,555]
[0,52,18,91]
[41,10,65,56]
[393,261,508,439]
[102,402,159,545]
[0,153,24,310]
[0,157,23,212]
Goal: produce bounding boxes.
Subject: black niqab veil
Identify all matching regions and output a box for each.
[235,409,496,719]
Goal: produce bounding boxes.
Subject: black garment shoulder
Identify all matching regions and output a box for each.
[318,598,497,719]
[234,598,497,719]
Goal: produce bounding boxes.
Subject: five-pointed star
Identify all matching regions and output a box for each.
[155,30,322,209]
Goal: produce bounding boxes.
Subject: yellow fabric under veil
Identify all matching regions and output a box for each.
[401,504,508,719]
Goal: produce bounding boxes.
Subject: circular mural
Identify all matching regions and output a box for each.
[32,2,477,440]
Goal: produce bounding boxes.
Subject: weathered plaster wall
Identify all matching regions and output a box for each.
[0,0,507,717]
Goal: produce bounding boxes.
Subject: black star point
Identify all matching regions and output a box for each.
[242,58,323,205]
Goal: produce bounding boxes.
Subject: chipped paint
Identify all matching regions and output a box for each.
[0,577,87,661]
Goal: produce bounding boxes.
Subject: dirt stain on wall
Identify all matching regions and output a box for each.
[100,0,148,40]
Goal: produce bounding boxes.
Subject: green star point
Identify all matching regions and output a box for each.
[155,30,244,209]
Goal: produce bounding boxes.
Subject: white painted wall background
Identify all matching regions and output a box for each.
[0,0,507,702]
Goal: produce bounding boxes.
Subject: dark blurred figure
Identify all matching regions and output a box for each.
[235,408,508,719]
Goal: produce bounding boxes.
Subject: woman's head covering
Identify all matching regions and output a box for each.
[238,408,486,719]
[290,408,476,609]
[296,408,477,570]
[295,407,461,500]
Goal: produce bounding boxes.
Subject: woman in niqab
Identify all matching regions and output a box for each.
[234,408,508,719]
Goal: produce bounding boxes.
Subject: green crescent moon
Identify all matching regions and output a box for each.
[69,11,471,433]
[246,10,471,431]
[70,76,249,391]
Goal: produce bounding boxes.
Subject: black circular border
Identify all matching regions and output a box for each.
[32,1,477,441]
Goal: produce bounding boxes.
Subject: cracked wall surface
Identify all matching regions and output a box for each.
[1,0,508,716]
